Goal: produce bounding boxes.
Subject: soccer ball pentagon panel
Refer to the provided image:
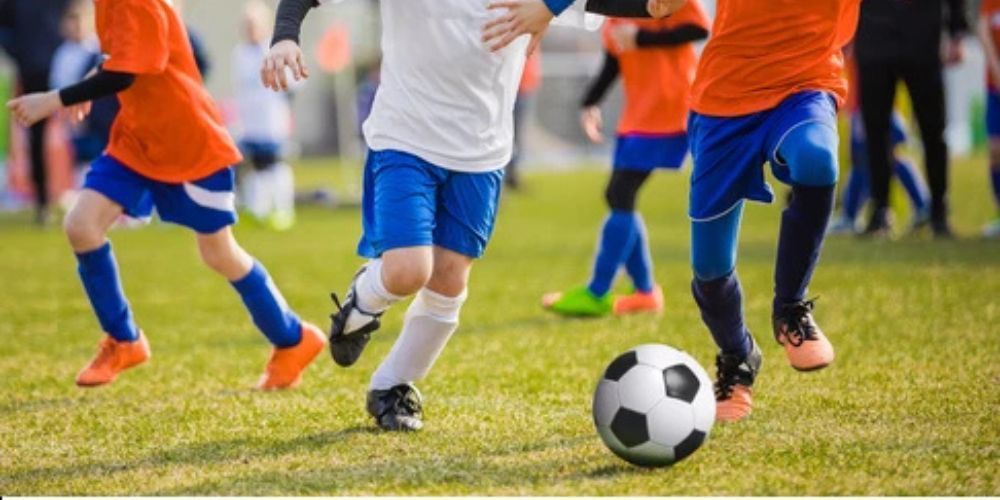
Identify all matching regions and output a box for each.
[593,344,715,467]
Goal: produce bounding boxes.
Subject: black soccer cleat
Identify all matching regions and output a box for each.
[367,384,424,432]
[714,337,762,423]
[859,207,893,239]
[328,266,383,367]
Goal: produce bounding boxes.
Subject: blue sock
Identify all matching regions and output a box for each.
[842,166,868,221]
[231,261,302,348]
[773,184,835,313]
[76,242,139,342]
[692,273,751,358]
[893,157,929,213]
[624,214,654,293]
[991,167,1000,209]
[587,210,638,297]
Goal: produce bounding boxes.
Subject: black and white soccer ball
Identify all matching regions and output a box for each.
[592,344,715,467]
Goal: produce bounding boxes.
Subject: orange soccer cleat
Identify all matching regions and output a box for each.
[612,285,664,316]
[773,300,834,371]
[714,338,762,423]
[76,332,151,387]
[257,322,327,390]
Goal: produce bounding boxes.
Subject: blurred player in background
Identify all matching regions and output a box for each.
[7,0,325,390]
[0,0,72,224]
[50,0,119,175]
[680,0,859,423]
[978,0,1000,238]
[233,0,297,230]
[542,1,709,317]
[504,50,541,190]
[264,0,680,432]
[829,50,930,235]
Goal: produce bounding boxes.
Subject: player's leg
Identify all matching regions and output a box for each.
[830,123,868,234]
[901,60,951,237]
[857,61,899,237]
[153,166,323,389]
[239,142,271,222]
[543,169,649,317]
[367,247,471,431]
[771,112,838,372]
[365,166,501,431]
[328,151,441,367]
[691,204,761,422]
[893,150,931,231]
[983,91,1000,238]
[67,156,154,387]
[270,161,296,230]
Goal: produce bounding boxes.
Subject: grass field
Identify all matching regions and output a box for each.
[1,156,998,495]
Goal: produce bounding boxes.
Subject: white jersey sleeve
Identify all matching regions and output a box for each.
[550,0,605,31]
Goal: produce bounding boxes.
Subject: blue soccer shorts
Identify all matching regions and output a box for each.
[357,149,504,259]
[83,154,238,234]
[987,90,1000,138]
[613,132,689,171]
[687,91,838,221]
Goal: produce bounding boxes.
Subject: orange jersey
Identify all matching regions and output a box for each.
[520,51,542,94]
[690,0,861,117]
[95,0,241,183]
[604,0,709,134]
[982,0,1000,90]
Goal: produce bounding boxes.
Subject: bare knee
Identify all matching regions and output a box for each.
[425,249,472,297]
[381,248,433,296]
[63,209,108,251]
[197,230,253,280]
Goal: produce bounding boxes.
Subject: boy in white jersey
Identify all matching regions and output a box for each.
[262,0,677,431]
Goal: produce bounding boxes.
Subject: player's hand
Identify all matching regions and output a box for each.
[6,91,63,127]
[65,101,92,124]
[942,36,965,66]
[483,0,554,53]
[580,106,604,144]
[609,24,639,53]
[261,40,310,91]
[647,0,686,18]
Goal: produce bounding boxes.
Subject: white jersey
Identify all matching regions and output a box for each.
[50,38,100,90]
[232,42,293,143]
[334,0,530,172]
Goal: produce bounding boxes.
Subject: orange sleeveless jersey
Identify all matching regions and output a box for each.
[689,0,861,117]
[604,0,709,135]
[982,0,1000,90]
[95,0,241,183]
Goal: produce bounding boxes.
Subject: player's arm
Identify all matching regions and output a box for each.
[609,23,707,52]
[483,0,686,52]
[262,0,319,91]
[978,16,1000,85]
[6,69,134,128]
[579,51,619,144]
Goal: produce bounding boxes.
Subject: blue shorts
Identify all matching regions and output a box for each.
[613,133,689,171]
[358,149,503,259]
[688,91,838,221]
[239,139,283,170]
[83,154,238,234]
[987,91,1000,138]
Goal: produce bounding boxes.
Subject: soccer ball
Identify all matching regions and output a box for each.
[592,344,715,467]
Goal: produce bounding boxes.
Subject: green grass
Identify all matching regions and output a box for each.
[1,156,998,495]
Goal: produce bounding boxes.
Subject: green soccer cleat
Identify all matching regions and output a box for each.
[541,285,613,317]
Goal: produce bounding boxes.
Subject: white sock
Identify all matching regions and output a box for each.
[273,163,295,215]
[369,287,467,391]
[345,259,402,332]
[240,170,264,218]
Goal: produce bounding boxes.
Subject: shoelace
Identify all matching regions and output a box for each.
[779,299,817,347]
[389,386,421,417]
[714,355,740,401]
[94,338,119,367]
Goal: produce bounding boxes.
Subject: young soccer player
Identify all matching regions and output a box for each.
[542,3,708,317]
[487,0,859,423]
[263,0,680,431]
[233,0,297,231]
[979,0,1000,238]
[7,0,325,390]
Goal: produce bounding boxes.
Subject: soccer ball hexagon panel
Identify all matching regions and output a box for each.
[592,344,715,468]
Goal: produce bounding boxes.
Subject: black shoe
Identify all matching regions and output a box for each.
[931,217,955,240]
[328,266,382,367]
[715,337,762,402]
[860,207,893,239]
[367,384,424,431]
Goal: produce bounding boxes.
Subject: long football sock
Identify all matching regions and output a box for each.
[587,210,639,297]
[344,258,403,333]
[773,184,835,313]
[231,260,302,348]
[893,157,929,213]
[370,287,466,390]
[273,163,296,216]
[623,213,654,293]
[241,169,268,219]
[992,167,1000,210]
[76,242,139,342]
[692,272,751,358]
